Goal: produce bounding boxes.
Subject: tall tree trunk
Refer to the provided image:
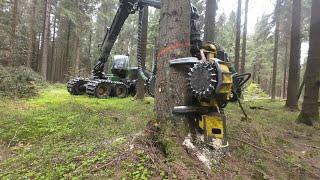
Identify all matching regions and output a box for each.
[50,16,57,82]
[234,0,242,72]
[240,0,249,74]
[286,0,301,109]
[88,28,93,71]
[64,20,72,80]
[298,0,320,125]
[135,7,148,100]
[27,0,36,68]
[41,0,52,80]
[156,0,192,136]
[9,0,19,66]
[282,40,289,99]
[204,0,217,42]
[37,32,42,72]
[271,0,281,100]
[75,35,81,76]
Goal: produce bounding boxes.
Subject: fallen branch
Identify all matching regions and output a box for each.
[230,136,320,178]
[90,151,130,173]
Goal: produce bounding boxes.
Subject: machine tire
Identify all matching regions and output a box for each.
[115,84,128,98]
[95,83,112,99]
[67,78,87,95]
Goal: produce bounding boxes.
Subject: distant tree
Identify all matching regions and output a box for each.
[286,0,301,110]
[9,0,19,66]
[282,40,289,99]
[298,0,320,125]
[215,11,236,59]
[156,0,192,136]
[40,0,52,80]
[271,0,281,100]
[240,0,249,73]
[234,0,242,72]
[27,0,37,68]
[135,7,148,100]
[204,0,217,42]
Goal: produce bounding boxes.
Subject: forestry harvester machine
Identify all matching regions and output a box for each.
[67,0,251,147]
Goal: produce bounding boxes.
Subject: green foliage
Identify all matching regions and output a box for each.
[0,65,45,99]
[126,150,152,180]
[243,83,269,99]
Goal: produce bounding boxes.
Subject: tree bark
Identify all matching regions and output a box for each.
[234,0,242,72]
[9,0,19,66]
[282,40,289,99]
[135,7,148,100]
[298,0,320,125]
[64,20,72,81]
[271,0,281,100]
[204,0,217,43]
[75,35,81,76]
[27,0,36,68]
[286,0,301,109]
[50,15,57,82]
[41,0,52,80]
[240,0,249,74]
[155,0,192,136]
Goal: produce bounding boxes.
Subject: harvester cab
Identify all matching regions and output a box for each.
[111,55,130,79]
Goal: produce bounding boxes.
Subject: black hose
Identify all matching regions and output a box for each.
[136,7,149,82]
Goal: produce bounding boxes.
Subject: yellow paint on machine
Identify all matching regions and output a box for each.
[199,114,224,139]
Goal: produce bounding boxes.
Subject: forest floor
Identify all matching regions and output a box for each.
[0,85,319,179]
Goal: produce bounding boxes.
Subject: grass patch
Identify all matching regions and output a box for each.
[0,84,154,179]
[0,85,319,179]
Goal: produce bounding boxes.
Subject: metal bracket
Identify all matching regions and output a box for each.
[172,106,212,114]
[169,57,200,67]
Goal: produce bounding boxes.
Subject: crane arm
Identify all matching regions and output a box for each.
[92,0,160,78]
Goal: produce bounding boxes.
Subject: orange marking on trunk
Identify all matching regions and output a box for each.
[157,41,190,58]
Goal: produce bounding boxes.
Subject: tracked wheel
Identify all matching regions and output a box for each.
[67,78,87,95]
[86,80,112,99]
[114,83,128,98]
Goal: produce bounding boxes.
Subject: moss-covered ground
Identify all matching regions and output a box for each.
[0,85,319,179]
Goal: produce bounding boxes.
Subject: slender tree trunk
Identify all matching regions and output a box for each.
[41,0,52,80]
[88,28,93,71]
[75,35,81,76]
[156,0,192,136]
[37,32,42,72]
[252,63,256,82]
[204,0,217,42]
[298,0,320,125]
[135,7,148,100]
[9,0,19,66]
[271,0,281,100]
[282,40,289,99]
[27,0,36,68]
[240,0,249,74]
[50,16,57,82]
[286,0,301,109]
[234,0,242,72]
[64,20,72,80]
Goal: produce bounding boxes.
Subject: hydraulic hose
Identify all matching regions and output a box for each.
[137,7,150,82]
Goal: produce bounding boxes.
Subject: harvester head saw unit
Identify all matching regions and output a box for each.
[170,43,250,147]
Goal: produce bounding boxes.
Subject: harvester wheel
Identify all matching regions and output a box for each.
[115,84,128,98]
[95,83,112,99]
[67,78,87,95]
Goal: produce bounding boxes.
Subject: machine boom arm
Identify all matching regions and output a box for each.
[93,0,161,78]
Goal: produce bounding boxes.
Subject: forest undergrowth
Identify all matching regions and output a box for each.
[0,85,319,179]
